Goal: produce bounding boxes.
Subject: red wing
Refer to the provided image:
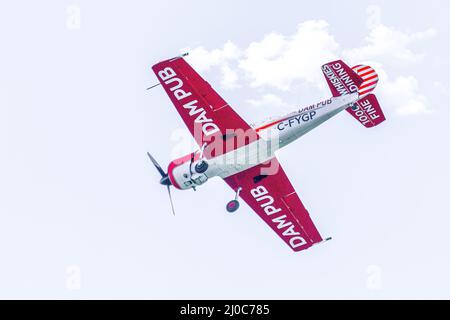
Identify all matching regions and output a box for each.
[152,57,259,159]
[224,158,324,252]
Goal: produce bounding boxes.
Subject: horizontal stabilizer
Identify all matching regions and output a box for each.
[346,94,385,128]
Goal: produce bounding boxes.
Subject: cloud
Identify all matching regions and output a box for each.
[182,5,437,116]
[239,21,339,90]
[183,41,242,90]
[350,4,437,64]
[184,41,241,72]
[343,12,437,64]
[342,5,436,116]
[220,64,239,89]
[381,76,431,115]
[246,93,290,109]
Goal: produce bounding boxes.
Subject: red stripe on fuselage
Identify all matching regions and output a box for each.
[255,118,285,132]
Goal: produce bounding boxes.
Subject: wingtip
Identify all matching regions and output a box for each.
[312,237,332,247]
[169,52,189,62]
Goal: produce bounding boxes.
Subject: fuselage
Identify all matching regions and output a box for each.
[168,92,359,190]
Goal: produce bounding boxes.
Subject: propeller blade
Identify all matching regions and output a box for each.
[147,152,166,177]
[167,185,176,216]
[147,152,175,215]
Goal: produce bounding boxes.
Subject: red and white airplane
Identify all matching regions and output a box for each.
[148,54,385,253]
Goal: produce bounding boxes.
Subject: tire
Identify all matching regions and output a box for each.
[226,200,240,213]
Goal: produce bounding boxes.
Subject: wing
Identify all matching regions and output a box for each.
[152,56,259,159]
[224,158,325,252]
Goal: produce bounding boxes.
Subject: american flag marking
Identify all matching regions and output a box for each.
[352,65,379,96]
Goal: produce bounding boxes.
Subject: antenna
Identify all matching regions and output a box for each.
[146,83,160,90]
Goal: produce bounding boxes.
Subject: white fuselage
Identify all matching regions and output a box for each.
[171,93,359,189]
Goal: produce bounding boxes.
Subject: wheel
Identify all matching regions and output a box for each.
[226,200,240,213]
[195,160,208,173]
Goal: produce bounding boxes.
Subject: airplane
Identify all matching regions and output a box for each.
[147,54,385,253]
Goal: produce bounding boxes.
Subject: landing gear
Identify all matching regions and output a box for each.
[226,200,240,213]
[226,187,242,213]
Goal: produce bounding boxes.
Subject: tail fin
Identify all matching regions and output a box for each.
[322,60,385,127]
[322,60,363,97]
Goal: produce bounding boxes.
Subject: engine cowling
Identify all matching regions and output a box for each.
[167,153,210,190]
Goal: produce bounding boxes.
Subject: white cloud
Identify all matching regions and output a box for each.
[183,41,241,72]
[344,5,437,64]
[343,24,436,64]
[381,76,431,115]
[183,41,242,90]
[366,5,381,30]
[342,5,436,116]
[182,5,438,116]
[220,64,239,89]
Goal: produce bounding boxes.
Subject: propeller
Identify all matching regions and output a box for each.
[147,152,175,215]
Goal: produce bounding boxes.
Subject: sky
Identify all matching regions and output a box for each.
[0,0,449,299]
